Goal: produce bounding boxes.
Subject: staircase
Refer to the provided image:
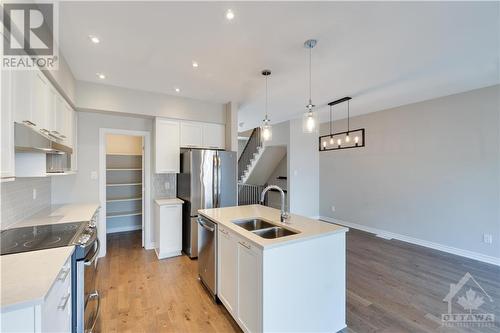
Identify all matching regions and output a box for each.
[238,128,287,185]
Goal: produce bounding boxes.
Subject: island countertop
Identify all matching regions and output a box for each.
[198,204,348,249]
[0,246,74,311]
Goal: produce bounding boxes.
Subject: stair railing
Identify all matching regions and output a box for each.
[238,183,267,206]
[238,127,261,181]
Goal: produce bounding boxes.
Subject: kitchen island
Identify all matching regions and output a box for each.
[198,204,348,333]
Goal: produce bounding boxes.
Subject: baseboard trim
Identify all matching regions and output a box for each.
[319,216,500,267]
[107,224,142,234]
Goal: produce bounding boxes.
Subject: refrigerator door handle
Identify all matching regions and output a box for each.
[217,155,222,208]
[212,154,217,208]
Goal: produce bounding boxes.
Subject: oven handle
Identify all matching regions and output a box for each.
[84,237,100,266]
[84,291,100,333]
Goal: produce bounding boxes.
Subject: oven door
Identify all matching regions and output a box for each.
[77,236,100,333]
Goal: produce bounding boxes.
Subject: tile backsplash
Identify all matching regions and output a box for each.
[152,173,176,199]
[1,177,51,229]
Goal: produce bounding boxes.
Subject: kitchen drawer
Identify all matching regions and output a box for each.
[42,256,72,332]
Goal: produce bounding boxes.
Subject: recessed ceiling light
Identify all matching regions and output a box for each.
[88,35,100,44]
[175,87,180,93]
[192,61,199,68]
[96,73,106,80]
[225,9,234,20]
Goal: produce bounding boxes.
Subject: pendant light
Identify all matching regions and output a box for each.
[261,69,272,142]
[303,39,318,133]
[319,96,366,152]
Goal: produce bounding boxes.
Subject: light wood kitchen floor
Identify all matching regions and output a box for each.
[96,229,499,333]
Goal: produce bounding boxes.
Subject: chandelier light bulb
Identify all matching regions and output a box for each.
[337,138,342,146]
[329,136,334,145]
[354,136,359,144]
[345,134,350,143]
[322,141,327,149]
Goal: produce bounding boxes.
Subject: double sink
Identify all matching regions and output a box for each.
[233,219,299,239]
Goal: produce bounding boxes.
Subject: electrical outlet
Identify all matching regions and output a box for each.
[90,171,98,180]
[331,205,336,212]
[164,182,170,190]
[483,234,493,244]
[32,188,37,200]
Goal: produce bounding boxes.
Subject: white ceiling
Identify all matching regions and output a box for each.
[59,1,499,131]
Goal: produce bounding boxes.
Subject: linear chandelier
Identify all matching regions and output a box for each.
[319,97,365,152]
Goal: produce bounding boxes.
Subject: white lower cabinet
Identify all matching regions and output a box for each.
[154,201,183,259]
[217,227,238,316]
[217,226,262,333]
[237,240,262,333]
[1,257,72,332]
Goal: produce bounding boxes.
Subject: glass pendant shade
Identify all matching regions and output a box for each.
[303,109,317,133]
[261,118,272,141]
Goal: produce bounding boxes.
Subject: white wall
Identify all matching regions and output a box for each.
[51,111,154,242]
[76,81,226,123]
[319,85,500,261]
[288,119,319,218]
[259,119,319,217]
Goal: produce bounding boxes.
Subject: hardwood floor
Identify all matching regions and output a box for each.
[96,229,499,333]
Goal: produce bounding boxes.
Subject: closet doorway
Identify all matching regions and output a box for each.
[99,129,151,257]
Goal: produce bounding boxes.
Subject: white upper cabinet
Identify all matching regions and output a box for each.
[1,69,15,179]
[155,118,180,173]
[12,70,34,127]
[202,123,225,149]
[180,121,203,148]
[32,70,50,134]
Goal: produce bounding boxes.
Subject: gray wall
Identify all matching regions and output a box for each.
[51,111,176,245]
[1,178,51,229]
[319,85,500,258]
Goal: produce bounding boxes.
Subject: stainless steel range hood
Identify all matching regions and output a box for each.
[14,122,73,154]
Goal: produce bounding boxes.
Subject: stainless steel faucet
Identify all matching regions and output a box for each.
[260,185,289,223]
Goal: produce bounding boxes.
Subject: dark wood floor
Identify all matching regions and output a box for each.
[96,229,499,333]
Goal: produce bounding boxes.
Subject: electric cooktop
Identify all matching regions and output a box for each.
[0,222,84,255]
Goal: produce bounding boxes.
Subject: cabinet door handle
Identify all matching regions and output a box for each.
[238,241,251,249]
[57,293,71,310]
[58,267,70,281]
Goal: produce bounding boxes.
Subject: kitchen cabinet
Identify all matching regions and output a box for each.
[155,118,180,173]
[0,256,72,332]
[216,225,262,333]
[202,123,225,149]
[154,199,183,259]
[55,97,74,147]
[217,227,238,316]
[180,121,203,147]
[237,240,262,333]
[12,70,35,128]
[1,69,15,179]
[32,70,51,134]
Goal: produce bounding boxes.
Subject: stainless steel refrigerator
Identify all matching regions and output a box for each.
[177,149,237,258]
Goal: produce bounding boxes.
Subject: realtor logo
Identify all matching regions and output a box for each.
[2,2,58,69]
[442,272,495,328]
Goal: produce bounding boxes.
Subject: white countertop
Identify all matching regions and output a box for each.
[155,198,184,206]
[1,246,74,311]
[198,205,348,250]
[4,203,100,230]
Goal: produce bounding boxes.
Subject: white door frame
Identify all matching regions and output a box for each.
[98,128,152,257]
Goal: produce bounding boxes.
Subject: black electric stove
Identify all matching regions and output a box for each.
[0,222,85,255]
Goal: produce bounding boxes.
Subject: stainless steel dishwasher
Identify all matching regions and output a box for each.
[197,216,217,298]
